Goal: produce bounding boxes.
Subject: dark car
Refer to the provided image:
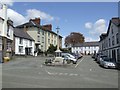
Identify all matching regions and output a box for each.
[92,54,95,58]
[96,55,107,64]
[95,53,103,61]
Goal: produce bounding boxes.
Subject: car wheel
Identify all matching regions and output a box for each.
[73,61,77,64]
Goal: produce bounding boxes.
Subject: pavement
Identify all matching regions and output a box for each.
[1,55,118,88]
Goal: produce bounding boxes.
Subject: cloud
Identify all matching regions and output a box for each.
[0,0,14,6]
[0,8,55,26]
[85,37,99,42]
[85,19,107,36]
[85,22,93,29]
[26,9,54,22]
[94,19,107,34]
[7,9,27,26]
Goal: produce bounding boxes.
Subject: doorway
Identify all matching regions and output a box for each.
[25,48,32,55]
[112,49,116,62]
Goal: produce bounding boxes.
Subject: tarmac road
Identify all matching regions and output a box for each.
[2,55,118,88]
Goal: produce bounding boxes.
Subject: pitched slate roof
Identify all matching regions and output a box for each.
[100,17,120,42]
[73,41,99,47]
[16,21,40,28]
[16,20,62,38]
[111,17,120,26]
[14,28,34,41]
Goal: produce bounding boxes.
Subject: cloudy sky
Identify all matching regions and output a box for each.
[0,1,118,47]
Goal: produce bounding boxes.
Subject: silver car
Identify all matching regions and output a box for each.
[100,58,116,69]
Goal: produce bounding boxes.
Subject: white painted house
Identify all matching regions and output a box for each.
[99,17,120,63]
[14,28,35,56]
[72,42,99,55]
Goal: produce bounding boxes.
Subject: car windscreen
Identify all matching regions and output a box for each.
[101,56,107,58]
[104,58,111,62]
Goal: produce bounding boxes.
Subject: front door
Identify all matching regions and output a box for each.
[25,48,29,55]
[25,48,32,55]
[112,49,116,62]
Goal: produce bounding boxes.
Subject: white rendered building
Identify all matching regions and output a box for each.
[72,42,99,55]
[14,28,35,56]
[99,17,120,63]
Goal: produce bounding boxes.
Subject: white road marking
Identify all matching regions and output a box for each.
[38,72,41,74]
[41,65,43,68]
[69,73,78,76]
[75,58,84,68]
[90,69,92,71]
[64,73,68,75]
[45,69,78,76]
[59,73,63,75]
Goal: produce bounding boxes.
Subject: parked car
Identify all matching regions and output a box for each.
[62,53,77,64]
[95,53,103,61]
[96,55,107,64]
[94,53,99,61]
[70,53,83,59]
[91,54,95,58]
[100,57,117,69]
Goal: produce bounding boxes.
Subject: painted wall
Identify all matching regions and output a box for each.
[0,19,3,36]
[15,37,35,56]
[99,21,120,62]
[72,46,99,55]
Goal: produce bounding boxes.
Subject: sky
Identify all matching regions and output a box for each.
[0,1,118,47]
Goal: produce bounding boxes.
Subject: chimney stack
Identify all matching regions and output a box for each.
[2,4,7,20]
[42,24,52,30]
[30,18,40,25]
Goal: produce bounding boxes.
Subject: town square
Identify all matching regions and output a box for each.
[0,1,120,89]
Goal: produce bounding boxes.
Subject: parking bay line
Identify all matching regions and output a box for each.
[75,58,84,68]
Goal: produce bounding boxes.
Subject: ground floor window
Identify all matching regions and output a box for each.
[6,41,12,52]
[19,46,23,53]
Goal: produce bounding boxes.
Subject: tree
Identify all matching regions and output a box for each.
[47,44,57,54]
[60,48,71,53]
[65,32,85,47]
